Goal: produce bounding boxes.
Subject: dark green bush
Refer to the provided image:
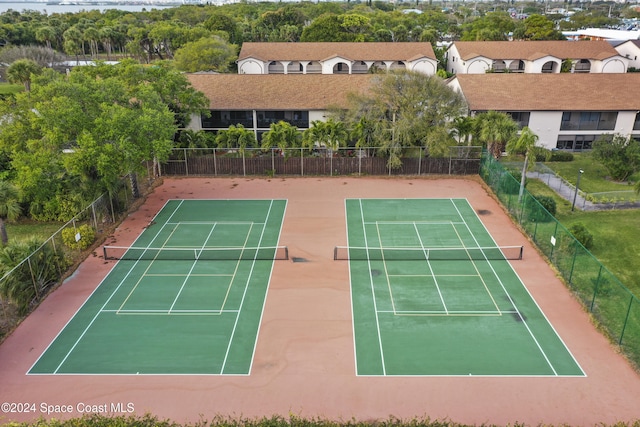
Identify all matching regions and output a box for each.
[498,170,521,195]
[526,194,556,222]
[536,195,557,216]
[569,222,594,250]
[537,151,574,162]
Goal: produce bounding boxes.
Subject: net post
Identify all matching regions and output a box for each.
[103,246,108,260]
[334,246,337,260]
[284,246,289,260]
[518,245,524,260]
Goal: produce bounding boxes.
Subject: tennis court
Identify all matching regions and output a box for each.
[343,198,585,376]
[29,199,287,375]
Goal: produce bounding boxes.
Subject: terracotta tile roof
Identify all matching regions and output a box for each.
[451,40,621,61]
[452,73,640,111]
[186,73,373,110]
[238,42,436,62]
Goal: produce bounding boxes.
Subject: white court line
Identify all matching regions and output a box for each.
[116,222,185,313]
[377,309,518,316]
[449,222,503,315]
[168,224,219,313]
[376,222,397,315]
[52,200,185,374]
[388,274,479,278]
[360,200,387,376]
[220,201,273,374]
[364,221,467,225]
[215,223,255,315]
[145,273,233,277]
[450,198,559,376]
[102,309,239,316]
[414,222,448,315]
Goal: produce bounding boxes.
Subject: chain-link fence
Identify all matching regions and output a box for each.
[527,162,640,209]
[161,146,483,177]
[0,178,136,339]
[481,154,640,368]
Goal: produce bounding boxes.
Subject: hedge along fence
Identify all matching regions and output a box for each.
[480,154,640,368]
[160,146,483,177]
[0,178,136,337]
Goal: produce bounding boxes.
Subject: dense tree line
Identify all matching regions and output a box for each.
[0,1,635,71]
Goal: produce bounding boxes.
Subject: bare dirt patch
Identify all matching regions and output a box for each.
[0,176,639,426]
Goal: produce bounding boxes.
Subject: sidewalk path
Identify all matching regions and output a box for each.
[527,171,640,211]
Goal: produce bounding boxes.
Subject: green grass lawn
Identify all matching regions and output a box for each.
[0,83,24,96]
[526,163,640,296]
[5,220,64,243]
[545,152,639,194]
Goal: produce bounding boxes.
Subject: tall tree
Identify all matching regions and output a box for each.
[261,121,301,153]
[6,59,41,92]
[0,181,21,246]
[592,134,640,182]
[475,111,519,159]
[513,15,565,41]
[339,70,467,168]
[173,36,237,73]
[215,124,257,155]
[461,12,516,41]
[505,126,550,201]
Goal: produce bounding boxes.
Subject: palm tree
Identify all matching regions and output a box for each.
[6,59,42,92]
[475,111,519,159]
[506,126,550,201]
[0,181,22,246]
[261,121,301,155]
[216,125,256,154]
[451,116,475,145]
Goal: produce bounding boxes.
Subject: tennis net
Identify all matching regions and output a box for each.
[103,245,289,261]
[333,245,523,261]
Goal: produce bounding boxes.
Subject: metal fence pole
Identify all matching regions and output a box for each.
[184,148,189,176]
[590,266,604,311]
[619,295,635,345]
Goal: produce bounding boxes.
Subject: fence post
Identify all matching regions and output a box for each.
[330,152,333,176]
[590,265,604,311]
[271,149,275,173]
[301,148,304,176]
[618,295,635,345]
[183,148,188,176]
[213,148,217,176]
[550,222,559,259]
[26,257,38,300]
[568,240,580,285]
[91,200,97,230]
[242,150,246,176]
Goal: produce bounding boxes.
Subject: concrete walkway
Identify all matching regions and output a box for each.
[527,171,640,211]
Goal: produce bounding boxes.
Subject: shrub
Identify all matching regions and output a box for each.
[0,237,68,314]
[535,195,557,216]
[526,194,556,222]
[536,151,573,162]
[569,222,594,250]
[498,170,521,195]
[62,224,96,250]
[550,151,574,162]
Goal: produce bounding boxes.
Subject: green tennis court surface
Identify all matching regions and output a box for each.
[345,198,584,377]
[29,199,286,375]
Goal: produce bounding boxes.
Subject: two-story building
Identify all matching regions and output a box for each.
[186,73,372,140]
[612,40,640,70]
[237,42,438,76]
[448,73,640,151]
[446,40,628,74]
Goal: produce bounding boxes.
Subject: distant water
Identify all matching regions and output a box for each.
[0,1,177,14]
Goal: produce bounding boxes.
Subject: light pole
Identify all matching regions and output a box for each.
[572,169,584,211]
